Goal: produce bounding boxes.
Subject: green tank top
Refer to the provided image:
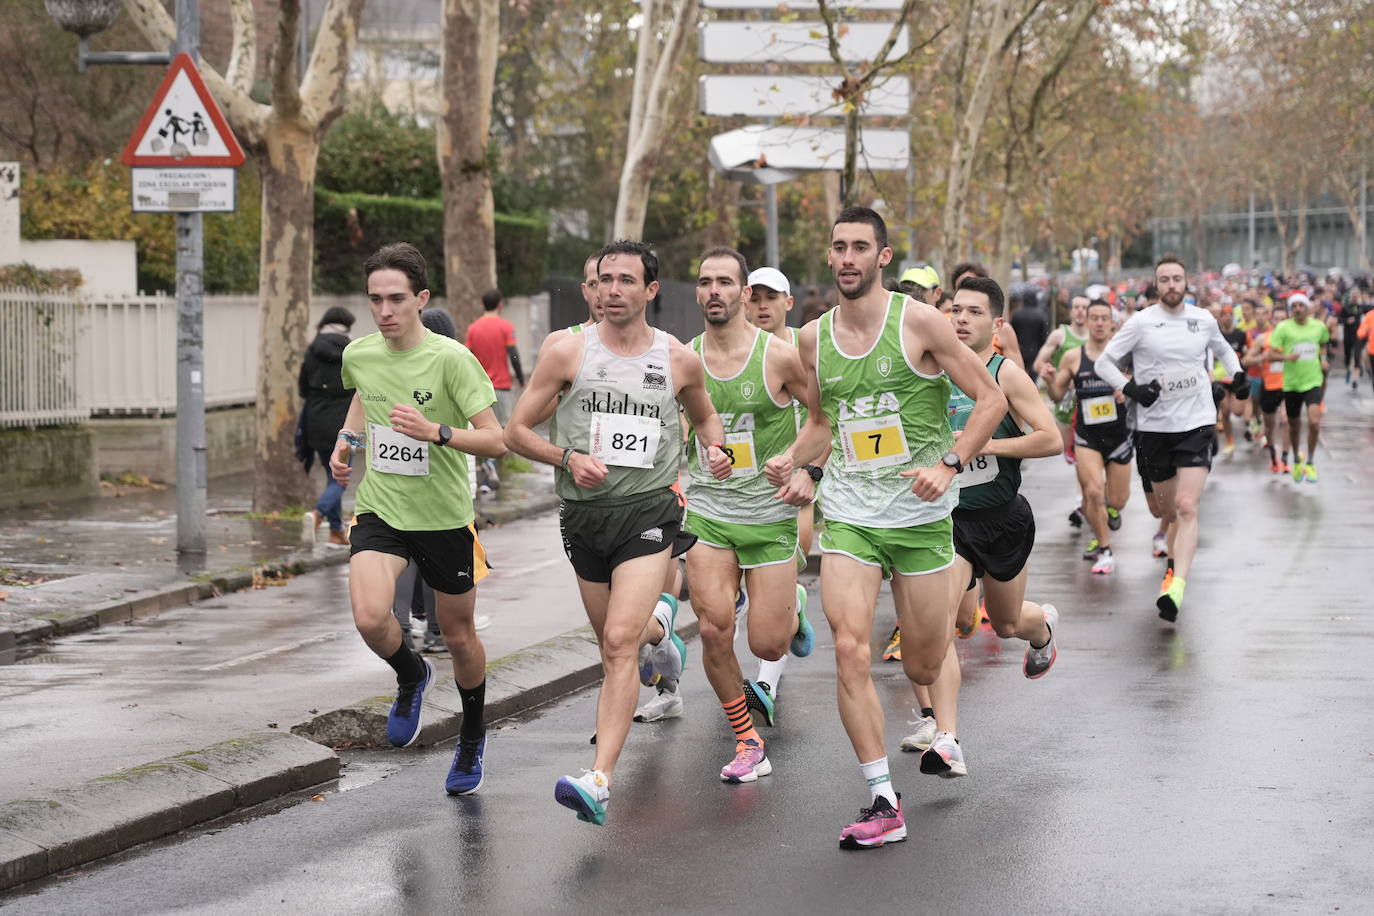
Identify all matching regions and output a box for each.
[947,354,1023,510]
[686,328,797,524]
[816,293,956,528]
[1051,324,1087,368]
[785,326,807,432]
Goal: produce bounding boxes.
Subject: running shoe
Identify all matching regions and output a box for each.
[643,599,687,685]
[1222,440,1236,457]
[734,585,749,625]
[720,738,772,783]
[300,509,321,545]
[900,713,938,752]
[955,600,983,639]
[1157,575,1186,623]
[743,679,776,727]
[555,769,610,825]
[637,643,659,688]
[790,584,814,657]
[1024,604,1059,678]
[919,732,968,778]
[1091,549,1115,575]
[1291,460,1304,482]
[386,657,435,748]
[420,630,446,655]
[882,626,902,662]
[634,683,683,722]
[1280,459,1291,475]
[1106,507,1122,531]
[1151,532,1168,558]
[838,795,906,850]
[1270,460,1281,474]
[1083,538,1101,560]
[445,734,485,795]
[1067,506,1085,528]
[1303,463,1318,483]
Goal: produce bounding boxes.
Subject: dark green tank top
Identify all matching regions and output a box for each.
[946,354,1023,510]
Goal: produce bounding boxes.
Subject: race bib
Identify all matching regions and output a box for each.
[1082,395,1118,426]
[1292,341,1318,360]
[1268,360,1284,374]
[698,431,757,479]
[839,414,911,471]
[590,412,660,468]
[960,454,999,487]
[368,423,429,476]
[1159,367,1204,401]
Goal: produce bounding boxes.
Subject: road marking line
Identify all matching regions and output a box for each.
[200,631,344,671]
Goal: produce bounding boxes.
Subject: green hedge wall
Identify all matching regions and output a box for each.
[314,189,548,297]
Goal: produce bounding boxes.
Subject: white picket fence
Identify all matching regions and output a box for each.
[1,289,548,428]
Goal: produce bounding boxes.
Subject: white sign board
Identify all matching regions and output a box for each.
[700,75,910,117]
[131,168,237,212]
[700,22,908,64]
[702,0,905,7]
[709,125,909,173]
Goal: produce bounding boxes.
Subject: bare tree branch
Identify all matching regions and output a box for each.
[225,0,258,95]
[300,0,367,130]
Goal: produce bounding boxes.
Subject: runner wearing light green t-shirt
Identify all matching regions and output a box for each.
[1268,295,1330,482]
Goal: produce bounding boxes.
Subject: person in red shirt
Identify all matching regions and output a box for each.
[464,289,526,426]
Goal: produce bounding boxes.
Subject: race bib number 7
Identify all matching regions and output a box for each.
[369,423,429,476]
[590,412,661,468]
[839,414,911,471]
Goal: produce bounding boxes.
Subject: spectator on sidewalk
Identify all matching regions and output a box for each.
[465,289,525,425]
[298,306,355,546]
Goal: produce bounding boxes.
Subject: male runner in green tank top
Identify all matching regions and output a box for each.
[794,208,1007,849]
[505,241,732,826]
[683,249,828,784]
[900,276,1063,777]
[537,249,604,361]
[1033,293,1089,474]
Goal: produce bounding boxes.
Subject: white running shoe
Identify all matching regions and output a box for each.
[300,509,321,546]
[1023,604,1059,679]
[1091,549,1115,575]
[919,732,968,778]
[900,713,938,752]
[634,685,684,722]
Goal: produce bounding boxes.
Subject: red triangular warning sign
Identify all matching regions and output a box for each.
[122,53,245,167]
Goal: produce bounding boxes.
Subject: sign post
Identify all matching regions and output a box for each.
[120,11,244,557]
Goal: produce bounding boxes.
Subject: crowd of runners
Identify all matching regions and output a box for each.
[321,213,1369,851]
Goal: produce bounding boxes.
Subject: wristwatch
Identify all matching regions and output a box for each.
[802,464,824,482]
[941,451,963,473]
[435,424,452,447]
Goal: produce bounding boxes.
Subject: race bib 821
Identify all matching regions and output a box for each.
[590,412,661,468]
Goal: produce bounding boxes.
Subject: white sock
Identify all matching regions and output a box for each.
[859,757,897,805]
[756,656,787,696]
[651,595,674,646]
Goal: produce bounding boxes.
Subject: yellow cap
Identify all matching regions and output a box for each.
[900,265,941,289]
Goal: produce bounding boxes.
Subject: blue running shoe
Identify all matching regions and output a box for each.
[445,734,486,795]
[790,584,814,658]
[743,678,775,727]
[555,769,609,825]
[386,657,434,748]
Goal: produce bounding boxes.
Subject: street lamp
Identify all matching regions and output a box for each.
[46,0,172,71]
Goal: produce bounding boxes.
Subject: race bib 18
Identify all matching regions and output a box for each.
[959,454,999,487]
[590,412,661,468]
[1081,395,1118,426]
[839,414,911,471]
[368,423,429,476]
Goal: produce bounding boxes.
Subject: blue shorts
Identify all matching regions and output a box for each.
[1248,377,1262,399]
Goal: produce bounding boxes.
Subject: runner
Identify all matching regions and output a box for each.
[950,261,1024,371]
[1268,293,1329,483]
[1214,305,1250,456]
[537,250,604,359]
[329,242,506,795]
[504,240,732,826]
[1033,293,1089,472]
[801,207,1007,849]
[1048,299,1131,574]
[683,249,827,783]
[1094,254,1247,621]
[901,276,1062,771]
[1244,304,1290,472]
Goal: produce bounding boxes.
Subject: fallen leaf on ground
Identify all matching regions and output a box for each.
[310,794,325,802]
[0,591,9,601]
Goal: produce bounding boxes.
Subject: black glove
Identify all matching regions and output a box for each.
[1123,379,1161,407]
[1211,381,1226,406]
[1231,370,1250,400]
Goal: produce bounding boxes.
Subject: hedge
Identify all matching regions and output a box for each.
[314,189,549,297]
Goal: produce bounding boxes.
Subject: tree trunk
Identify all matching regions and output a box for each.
[252,120,319,512]
[440,0,500,333]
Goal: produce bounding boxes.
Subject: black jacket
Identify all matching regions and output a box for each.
[298,332,353,453]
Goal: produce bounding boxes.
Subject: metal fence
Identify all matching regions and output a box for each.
[0,288,89,429]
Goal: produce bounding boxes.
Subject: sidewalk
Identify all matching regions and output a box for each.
[0,464,560,647]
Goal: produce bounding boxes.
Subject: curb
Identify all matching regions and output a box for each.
[0,732,338,893]
[13,494,563,648]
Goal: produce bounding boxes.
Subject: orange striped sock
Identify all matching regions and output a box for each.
[723,695,760,744]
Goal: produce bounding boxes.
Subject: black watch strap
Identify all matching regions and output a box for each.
[802,464,824,481]
[435,424,452,447]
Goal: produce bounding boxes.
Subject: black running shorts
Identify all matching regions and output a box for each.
[350,513,479,595]
[558,488,693,584]
[952,494,1036,584]
[1259,388,1284,415]
[1283,386,1323,419]
[1134,425,1216,483]
[1074,427,1134,465]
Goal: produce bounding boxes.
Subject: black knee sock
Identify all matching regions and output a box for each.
[920,706,935,720]
[384,643,426,686]
[458,679,486,740]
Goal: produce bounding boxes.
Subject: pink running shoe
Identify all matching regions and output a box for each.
[720,738,772,783]
[838,795,906,849]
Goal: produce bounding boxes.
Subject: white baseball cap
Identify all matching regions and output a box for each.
[748,267,791,295]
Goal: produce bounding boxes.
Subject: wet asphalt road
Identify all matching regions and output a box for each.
[5,393,1374,914]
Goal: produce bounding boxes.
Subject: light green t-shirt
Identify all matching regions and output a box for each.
[341,330,496,531]
[1269,318,1329,393]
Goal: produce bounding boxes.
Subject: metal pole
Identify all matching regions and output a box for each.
[764,184,779,268]
[1247,192,1256,269]
[174,0,206,555]
[905,155,916,271]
